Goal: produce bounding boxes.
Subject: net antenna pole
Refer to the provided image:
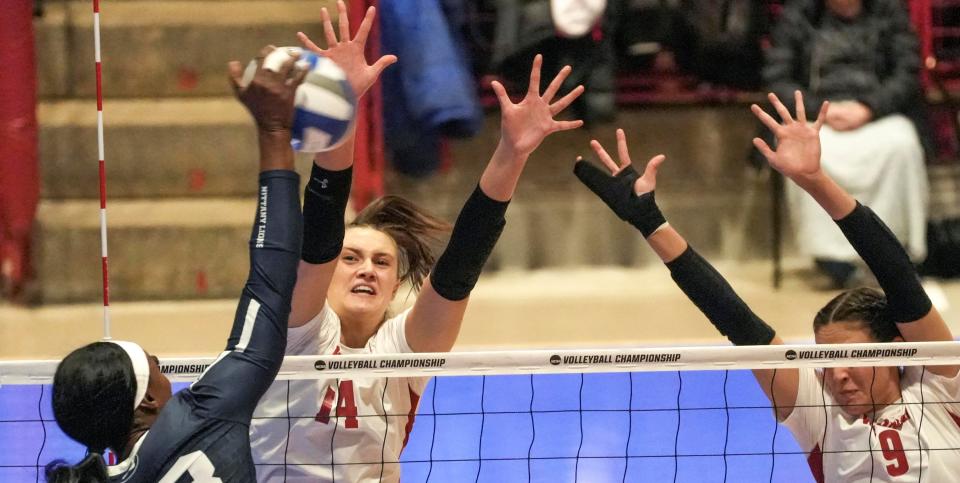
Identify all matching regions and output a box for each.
[93,0,112,340]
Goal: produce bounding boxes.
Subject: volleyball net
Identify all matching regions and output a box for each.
[2,341,959,482]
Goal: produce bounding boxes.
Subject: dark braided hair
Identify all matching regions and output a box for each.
[813,287,902,342]
[45,453,108,483]
[349,195,451,291]
[47,342,139,482]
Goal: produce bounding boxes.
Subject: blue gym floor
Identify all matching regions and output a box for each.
[0,370,812,482]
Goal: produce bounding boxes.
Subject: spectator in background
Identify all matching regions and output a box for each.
[764,0,929,288]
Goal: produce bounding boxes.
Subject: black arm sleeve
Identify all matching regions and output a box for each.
[301,164,351,264]
[189,170,302,421]
[667,247,776,346]
[836,202,932,323]
[430,185,508,301]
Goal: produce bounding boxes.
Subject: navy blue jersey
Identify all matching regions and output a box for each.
[106,170,301,483]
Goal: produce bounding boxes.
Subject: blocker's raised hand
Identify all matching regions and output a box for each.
[586,128,665,195]
[491,54,584,159]
[574,128,667,238]
[297,0,396,98]
[751,91,829,182]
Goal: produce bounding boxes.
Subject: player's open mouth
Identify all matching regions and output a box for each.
[351,285,376,295]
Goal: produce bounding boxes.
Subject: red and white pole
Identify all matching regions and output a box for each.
[93,0,112,339]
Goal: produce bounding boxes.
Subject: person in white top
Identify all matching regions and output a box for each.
[251,2,586,481]
[574,91,959,483]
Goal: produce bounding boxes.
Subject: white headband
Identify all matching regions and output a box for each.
[109,341,150,410]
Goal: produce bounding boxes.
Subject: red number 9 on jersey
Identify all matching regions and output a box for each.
[878,429,909,477]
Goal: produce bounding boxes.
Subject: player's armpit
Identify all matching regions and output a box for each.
[896,309,959,378]
[289,260,337,328]
[405,277,468,353]
[752,336,800,422]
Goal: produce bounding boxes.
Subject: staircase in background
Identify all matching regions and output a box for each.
[32,0,778,303]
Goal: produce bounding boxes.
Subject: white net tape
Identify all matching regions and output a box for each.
[4,341,959,482]
[3,341,959,384]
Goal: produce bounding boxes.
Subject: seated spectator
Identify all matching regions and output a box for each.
[764,0,929,287]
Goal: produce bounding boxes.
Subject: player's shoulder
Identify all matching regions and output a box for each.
[383,307,412,327]
[369,307,414,352]
[288,303,341,354]
[902,365,960,399]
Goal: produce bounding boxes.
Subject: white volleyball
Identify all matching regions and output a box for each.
[243,47,357,153]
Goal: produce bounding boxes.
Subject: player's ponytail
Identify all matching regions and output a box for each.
[45,452,108,483]
[50,342,137,474]
[351,195,451,291]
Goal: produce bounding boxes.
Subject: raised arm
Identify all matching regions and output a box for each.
[753,91,956,378]
[404,55,585,352]
[185,47,304,421]
[288,1,398,328]
[573,129,798,420]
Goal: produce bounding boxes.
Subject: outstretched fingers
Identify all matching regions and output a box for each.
[542,65,572,103]
[336,0,350,42]
[553,119,584,132]
[615,129,632,168]
[590,140,621,174]
[527,54,543,97]
[354,6,376,46]
[490,80,512,112]
[297,31,322,53]
[794,90,806,123]
[370,54,398,78]
[813,101,830,130]
[752,137,776,161]
[641,154,666,181]
[321,7,338,47]
[549,85,584,115]
[768,92,794,124]
[751,104,781,133]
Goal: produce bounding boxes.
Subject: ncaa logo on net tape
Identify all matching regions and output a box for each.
[315,360,327,371]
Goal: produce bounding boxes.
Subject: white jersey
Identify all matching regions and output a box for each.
[251,304,428,482]
[783,366,960,482]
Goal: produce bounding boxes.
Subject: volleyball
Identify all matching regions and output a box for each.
[243,46,357,153]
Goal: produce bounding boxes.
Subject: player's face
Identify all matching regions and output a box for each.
[826,0,863,19]
[145,353,172,409]
[329,227,401,323]
[815,321,901,418]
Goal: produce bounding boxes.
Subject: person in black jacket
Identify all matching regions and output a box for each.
[763,0,929,288]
